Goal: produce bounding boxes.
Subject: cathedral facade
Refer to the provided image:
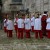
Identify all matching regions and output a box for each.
[2,0,50,13]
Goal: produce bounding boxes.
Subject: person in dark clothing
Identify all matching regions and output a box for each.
[41,11,48,36]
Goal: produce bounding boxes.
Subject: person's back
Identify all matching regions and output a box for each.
[24,14,31,38]
[6,17,14,38]
[17,18,24,28]
[17,17,24,39]
[34,18,41,30]
[34,14,43,39]
[24,18,31,30]
[7,20,13,30]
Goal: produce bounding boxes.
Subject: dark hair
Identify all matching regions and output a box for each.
[44,11,48,14]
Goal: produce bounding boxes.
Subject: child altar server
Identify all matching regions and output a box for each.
[34,14,43,39]
[24,14,31,38]
[6,17,14,38]
[17,15,24,39]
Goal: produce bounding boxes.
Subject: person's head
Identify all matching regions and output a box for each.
[18,14,22,19]
[35,13,39,18]
[31,13,35,17]
[26,14,30,18]
[22,14,25,17]
[8,16,12,20]
[44,11,48,14]
[22,14,25,19]
[25,14,28,18]
[15,14,18,18]
[5,14,8,19]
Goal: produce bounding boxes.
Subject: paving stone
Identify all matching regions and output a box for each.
[37,45,47,49]
[0,30,50,50]
[46,46,50,49]
[0,48,3,50]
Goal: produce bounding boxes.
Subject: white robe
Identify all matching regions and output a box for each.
[17,18,24,28]
[6,20,14,30]
[34,18,41,30]
[24,18,31,30]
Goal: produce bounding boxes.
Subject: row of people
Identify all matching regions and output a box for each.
[3,11,50,39]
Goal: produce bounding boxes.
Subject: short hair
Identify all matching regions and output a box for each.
[44,11,48,14]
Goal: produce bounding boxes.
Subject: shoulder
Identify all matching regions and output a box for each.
[47,18,50,20]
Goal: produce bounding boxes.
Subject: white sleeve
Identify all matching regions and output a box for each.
[46,19,50,23]
[4,19,6,23]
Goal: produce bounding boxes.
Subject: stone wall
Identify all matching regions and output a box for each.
[2,0,50,13]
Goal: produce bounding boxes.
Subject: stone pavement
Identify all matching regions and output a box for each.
[0,43,50,50]
[0,30,50,50]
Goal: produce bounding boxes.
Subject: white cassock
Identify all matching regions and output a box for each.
[34,18,41,30]
[17,18,24,38]
[46,18,50,30]
[17,18,24,28]
[24,18,31,38]
[24,18,31,30]
[6,20,14,30]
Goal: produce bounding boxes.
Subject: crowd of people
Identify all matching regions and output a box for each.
[3,11,50,39]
